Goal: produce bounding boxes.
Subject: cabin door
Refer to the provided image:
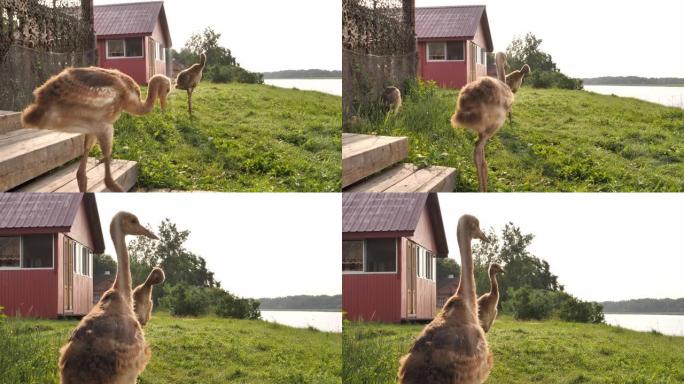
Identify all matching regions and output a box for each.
[468,42,477,83]
[148,38,156,80]
[407,241,418,317]
[63,237,74,313]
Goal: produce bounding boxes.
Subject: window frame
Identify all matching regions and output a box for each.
[0,234,54,270]
[106,37,144,59]
[155,41,165,61]
[408,240,436,281]
[426,41,465,62]
[342,238,398,275]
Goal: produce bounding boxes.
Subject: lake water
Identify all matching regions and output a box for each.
[604,314,684,337]
[264,78,342,96]
[260,310,341,333]
[584,85,684,109]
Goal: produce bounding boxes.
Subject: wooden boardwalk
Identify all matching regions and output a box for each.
[0,111,138,192]
[342,133,456,192]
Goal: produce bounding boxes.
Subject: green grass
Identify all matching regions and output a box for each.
[0,312,341,384]
[343,316,684,383]
[106,82,340,191]
[345,86,684,191]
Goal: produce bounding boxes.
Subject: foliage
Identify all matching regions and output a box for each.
[505,286,554,320]
[472,223,562,301]
[344,85,684,191]
[601,297,684,314]
[176,27,237,67]
[506,33,583,90]
[1,313,340,383]
[110,82,340,191]
[436,258,460,282]
[207,65,263,84]
[212,289,261,320]
[559,297,605,324]
[127,219,218,293]
[343,319,684,384]
[0,305,5,318]
[258,295,342,311]
[159,283,211,317]
[93,254,117,278]
[263,69,342,79]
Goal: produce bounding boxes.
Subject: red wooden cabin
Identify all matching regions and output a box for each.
[342,193,449,323]
[94,1,172,85]
[416,5,494,89]
[0,193,105,318]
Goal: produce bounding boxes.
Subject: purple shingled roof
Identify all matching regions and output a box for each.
[416,5,493,51]
[94,1,172,46]
[0,193,105,253]
[343,193,448,257]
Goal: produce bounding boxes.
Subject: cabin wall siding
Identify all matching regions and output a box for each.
[0,235,59,318]
[343,273,401,323]
[97,36,148,85]
[418,40,468,89]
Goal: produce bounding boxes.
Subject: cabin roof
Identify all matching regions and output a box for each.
[415,5,493,51]
[0,193,105,253]
[94,1,172,46]
[343,193,448,257]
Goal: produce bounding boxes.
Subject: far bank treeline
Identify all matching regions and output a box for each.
[94,219,260,319]
[438,223,604,323]
[258,295,342,311]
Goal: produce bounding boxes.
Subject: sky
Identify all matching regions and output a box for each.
[438,193,684,303]
[416,0,684,78]
[93,0,341,72]
[95,193,341,299]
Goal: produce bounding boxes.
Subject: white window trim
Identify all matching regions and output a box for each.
[408,240,436,281]
[106,37,144,59]
[0,234,54,270]
[342,238,398,275]
[426,41,465,62]
[155,41,166,61]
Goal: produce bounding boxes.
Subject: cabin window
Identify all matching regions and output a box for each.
[475,45,487,65]
[155,41,165,61]
[410,240,436,281]
[107,38,143,58]
[365,238,396,272]
[427,41,464,61]
[343,239,397,273]
[342,241,363,271]
[22,234,53,268]
[0,236,20,268]
[0,235,54,269]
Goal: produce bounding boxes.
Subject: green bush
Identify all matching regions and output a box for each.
[159,283,211,317]
[207,65,264,84]
[560,297,605,324]
[212,289,261,320]
[529,70,583,90]
[506,286,554,320]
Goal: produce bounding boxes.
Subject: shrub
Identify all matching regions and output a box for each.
[505,286,554,320]
[159,283,210,316]
[560,297,604,324]
[212,289,261,320]
[207,65,264,84]
[529,70,583,90]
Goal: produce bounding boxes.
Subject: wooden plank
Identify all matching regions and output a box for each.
[342,132,372,145]
[342,134,408,187]
[0,131,84,191]
[0,112,22,135]
[345,164,457,193]
[345,163,418,192]
[385,166,455,193]
[17,158,138,192]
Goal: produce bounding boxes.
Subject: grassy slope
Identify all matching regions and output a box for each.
[108,82,340,191]
[0,312,341,384]
[343,316,684,383]
[345,87,684,191]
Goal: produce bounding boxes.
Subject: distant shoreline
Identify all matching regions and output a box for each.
[264,77,342,80]
[604,312,684,316]
[260,308,341,312]
[585,84,684,88]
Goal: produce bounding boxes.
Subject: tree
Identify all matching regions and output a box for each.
[181,27,237,67]
[128,219,219,289]
[505,33,582,90]
[436,258,460,281]
[93,253,117,278]
[472,223,563,301]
